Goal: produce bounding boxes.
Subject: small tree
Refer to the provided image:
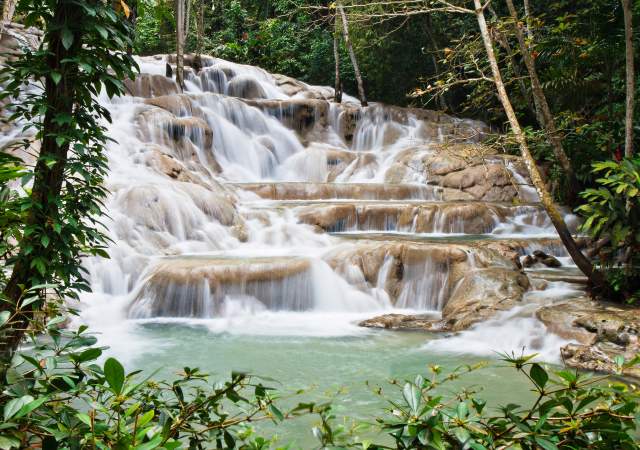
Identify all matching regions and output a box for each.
[0,0,137,378]
[336,2,367,106]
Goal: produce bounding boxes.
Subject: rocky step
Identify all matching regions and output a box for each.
[527,268,588,285]
[232,182,440,201]
[250,200,552,235]
[129,255,316,318]
[324,240,531,330]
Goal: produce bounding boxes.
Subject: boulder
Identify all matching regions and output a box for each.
[442,267,530,331]
[124,74,180,98]
[537,297,640,378]
[359,313,444,331]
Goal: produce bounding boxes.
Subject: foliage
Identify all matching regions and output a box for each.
[0,153,27,289]
[578,159,640,300]
[315,354,640,450]
[0,316,315,449]
[0,0,138,302]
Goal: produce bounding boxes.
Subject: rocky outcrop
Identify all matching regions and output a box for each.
[294,201,548,234]
[129,257,314,317]
[124,74,180,98]
[359,313,444,331]
[443,267,530,331]
[384,143,537,203]
[537,297,640,378]
[233,182,437,201]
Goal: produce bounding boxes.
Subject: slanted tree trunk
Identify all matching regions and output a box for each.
[622,0,635,157]
[337,3,367,106]
[1,0,81,374]
[472,0,607,292]
[488,5,537,120]
[333,14,342,103]
[505,0,578,199]
[175,0,185,90]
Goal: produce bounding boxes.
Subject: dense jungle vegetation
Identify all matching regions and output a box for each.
[1,0,640,448]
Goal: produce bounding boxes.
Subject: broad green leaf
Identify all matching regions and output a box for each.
[61,27,74,49]
[403,383,421,415]
[530,363,548,389]
[4,395,34,420]
[104,357,125,394]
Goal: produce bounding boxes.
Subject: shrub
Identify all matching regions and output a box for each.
[578,158,640,301]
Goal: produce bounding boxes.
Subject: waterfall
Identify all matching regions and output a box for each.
[61,54,574,337]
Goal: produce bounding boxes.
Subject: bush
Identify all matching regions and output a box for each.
[2,318,640,449]
[577,158,640,301]
[0,322,314,449]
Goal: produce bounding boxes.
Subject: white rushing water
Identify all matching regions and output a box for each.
[65,54,584,365]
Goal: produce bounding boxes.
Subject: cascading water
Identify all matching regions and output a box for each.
[59,54,586,365]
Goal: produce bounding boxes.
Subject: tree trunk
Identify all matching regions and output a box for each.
[1,0,16,34]
[175,0,185,90]
[487,5,537,120]
[184,0,191,40]
[193,0,204,71]
[622,0,635,157]
[2,0,16,22]
[472,0,607,292]
[505,0,578,199]
[333,14,342,103]
[523,0,533,41]
[1,0,80,376]
[337,3,367,106]
[425,15,448,111]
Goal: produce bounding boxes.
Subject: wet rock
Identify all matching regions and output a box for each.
[144,94,197,116]
[383,143,537,203]
[166,53,215,71]
[124,74,180,98]
[443,268,530,331]
[359,313,444,331]
[294,201,546,235]
[242,98,329,139]
[537,297,640,378]
[227,75,267,99]
[523,255,537,268]
[523,250,562,268]
[129,257,314,318]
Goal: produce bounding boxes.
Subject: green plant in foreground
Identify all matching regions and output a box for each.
[0,320,317,449]
[315,354,640,450]
[577,158,640,300]
[2,313,640,450]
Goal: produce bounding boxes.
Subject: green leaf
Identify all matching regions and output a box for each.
[50,72,62,85]
[0,311,10,327]
[14,396,48,419]
[0,436,21,450]
[269,404,284,422]
[536,437,559,450]
[457,401,469,419]
[134,434,162,450]
[530,363,548,389]
[4,395,34,420]
[61,27,74,50]
[403,382,421,415]
[104,357,125,394]
[137,409,155,427]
